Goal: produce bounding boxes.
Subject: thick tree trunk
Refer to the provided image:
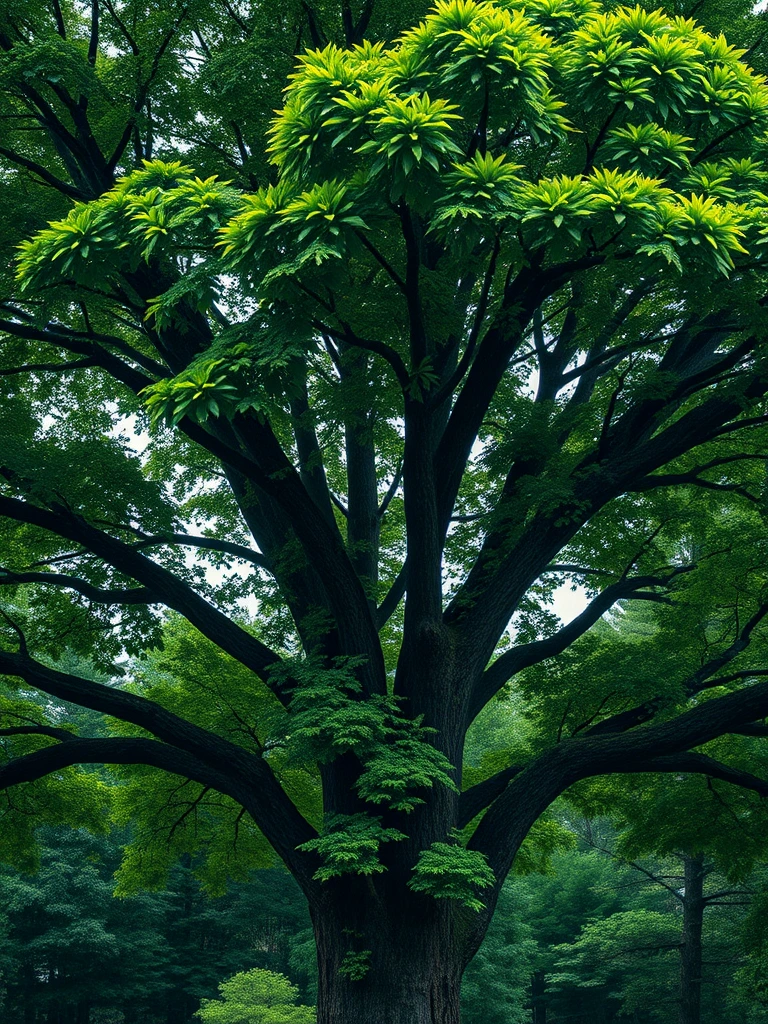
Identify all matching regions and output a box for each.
[679,854,705,1024]
[312,896,463,1024]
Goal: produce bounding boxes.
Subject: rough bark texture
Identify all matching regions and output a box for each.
[313,894,463,1024]
[679,855,705,1024]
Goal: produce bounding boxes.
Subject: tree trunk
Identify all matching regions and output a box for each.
[679,854,705,1024]
[312,896,463,1024]
[530,970,547,1024]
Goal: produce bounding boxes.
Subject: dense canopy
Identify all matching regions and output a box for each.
[3,0,768,1021]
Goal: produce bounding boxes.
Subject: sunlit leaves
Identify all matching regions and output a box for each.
[0,693,110,872]
[605,123,693,174]
[196,968,315,1024]
[644,193,749,275]
[356,92,463,196]
[296,812,406,880]
[17,2,768,327]
[112,768,276,897]
[142,359,238,426]
[283,180,369,242]
[217,182,298,264]
[408,836,495,910]
[520,174,595,241]
[431,151,523,235]
[278,656,458,813]
[16,160,240,291]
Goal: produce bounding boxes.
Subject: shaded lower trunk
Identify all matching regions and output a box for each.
[313,897,463,1024]
[679,854,704,1024]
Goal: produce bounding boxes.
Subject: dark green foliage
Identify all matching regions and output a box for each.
[0,828,314,1024]
[460,879,536,1024]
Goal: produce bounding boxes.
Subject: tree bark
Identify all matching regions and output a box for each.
[312,896,463,1024]
[530,970,547,1024]
[679,854,705,1024]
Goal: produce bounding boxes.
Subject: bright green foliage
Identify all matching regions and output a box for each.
[104,619,294,895]
[408,835,496,910]
[297,812,406,880]
[15,1,768,425]
[337,949,372,981]
[282,657,458,811]
[17,162,240,286]
[111,767,279,897]
[549,909,680,1016]
[195,969,316,1024]
[0,689,111,872]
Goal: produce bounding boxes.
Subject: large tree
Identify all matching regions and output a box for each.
[3,0,768,1021]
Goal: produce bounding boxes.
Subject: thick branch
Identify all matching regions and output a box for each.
[0,736,230,790]
[0,495,281,680]
[458,765,523,828]
[472,573,687,719]
[0,649,318,889]
[470,675,768,885]
[449,366,768,692]
[622,751,768,799]
[376,563,406,629]
[0,724,76,742]
[0,569,152,605]
[0,735,319,895]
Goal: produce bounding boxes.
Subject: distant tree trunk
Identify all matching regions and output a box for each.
[312,896,463,1024]
[123,1000,141,1024]
[22,963,37,1024]
[679,854,705,1024]
[530,970,547,1024]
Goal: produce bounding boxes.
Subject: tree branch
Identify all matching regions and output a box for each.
[0,724,76,742]
[0,650,319,889]
[0,568,152,605]
[472,572,690,719]
[312,319,410,391]
[376,563,406,630]
[620,751,768,800]
[458,764,523,828]
[127,531,272,570]
[0,146,87,199]
[470,675,768,885]
[0,494,281,681]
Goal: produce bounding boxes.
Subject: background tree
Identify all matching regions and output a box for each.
[5,1,768,1022]
[194,969,315,1024]
[0,827,314,1024]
